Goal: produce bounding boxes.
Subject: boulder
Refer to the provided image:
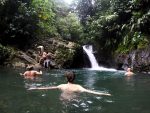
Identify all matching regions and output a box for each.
[17,51,38,64]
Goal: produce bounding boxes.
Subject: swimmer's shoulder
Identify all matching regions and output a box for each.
[125,72,135,76]
[57,84,67,89]
[73,84,86,92]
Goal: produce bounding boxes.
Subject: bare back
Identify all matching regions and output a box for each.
[29,83,111,97]
[125,72,134,76]
[24,70,42,77]
[57,83,110,96]
[57,83,85,93]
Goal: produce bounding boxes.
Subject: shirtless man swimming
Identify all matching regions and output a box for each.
[29,71,111,96]
[20,65,42,79]
[125,68,134,76]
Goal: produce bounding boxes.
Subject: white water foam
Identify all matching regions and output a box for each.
[83,45,116,71]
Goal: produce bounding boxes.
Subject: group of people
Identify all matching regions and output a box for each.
[20,45,52,79]
[20,68,134,99]
[20,69,111,98]
[20,46,135,98]
[20,66,134,79]
[37,46,52,68]
[29,71,111,98]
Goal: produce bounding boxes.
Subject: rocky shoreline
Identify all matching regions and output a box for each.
[2,38,150,74]
[4,38,79,69]
[115,45,150,73]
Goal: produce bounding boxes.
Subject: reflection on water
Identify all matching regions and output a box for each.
[0,68,150,113]
[60,92,77,101]
[82,71,97,88]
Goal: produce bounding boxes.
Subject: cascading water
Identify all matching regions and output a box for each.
[83,45,99,69]
[83,45,116,71]
[131,51,136,69]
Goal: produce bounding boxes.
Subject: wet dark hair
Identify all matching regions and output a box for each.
[65,71,75,83]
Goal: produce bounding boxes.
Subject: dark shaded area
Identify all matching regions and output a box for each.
[70,47,91,68]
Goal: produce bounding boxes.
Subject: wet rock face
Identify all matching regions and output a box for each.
[4,38,80,69]
[70,47,91,68]
[116,46,150,72]
[32,38,80,69]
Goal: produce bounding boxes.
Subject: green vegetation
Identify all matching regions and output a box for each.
[0,44,15,65]
[72,0,149,55]
[0,0,149,65]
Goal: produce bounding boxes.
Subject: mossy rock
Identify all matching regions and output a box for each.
[0,44,15,65]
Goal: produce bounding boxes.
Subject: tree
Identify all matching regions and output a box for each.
[0,0,38,49]
[70,0,93,25]
[56,13,83,41]
[31,0,57,37]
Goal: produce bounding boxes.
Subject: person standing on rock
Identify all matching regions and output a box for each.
[43,52,52,68]
[37,46,47,65]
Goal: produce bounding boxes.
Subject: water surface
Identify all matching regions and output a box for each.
[0,68,150,113]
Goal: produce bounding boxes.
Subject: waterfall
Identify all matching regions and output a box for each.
[131,51,136,69]
[83,45,99,68]
[83,45,116,71]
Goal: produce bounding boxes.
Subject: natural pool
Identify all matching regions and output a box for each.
[0,68,150,113]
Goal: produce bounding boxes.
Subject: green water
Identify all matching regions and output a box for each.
[0,68,150,113]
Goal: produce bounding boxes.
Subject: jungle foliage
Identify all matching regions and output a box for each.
[0,0,150,64]
[0,0,82,48]
[0,0,82,63]
[73,0,150,54]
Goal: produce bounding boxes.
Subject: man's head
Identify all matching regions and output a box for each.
[65,71,75,83]
[127,68,132,72]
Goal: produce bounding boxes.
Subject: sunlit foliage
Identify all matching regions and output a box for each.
[73,0,150,54]
[0,0,149,64]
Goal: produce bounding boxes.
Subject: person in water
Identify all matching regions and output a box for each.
[125,68,134,76]
[29,71,111,96]
[20,65,42,79]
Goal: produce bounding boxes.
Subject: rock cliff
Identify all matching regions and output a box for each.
[115,45,150,73]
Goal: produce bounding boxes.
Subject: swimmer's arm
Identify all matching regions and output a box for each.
[84,89,111,96]
[20,72,26,76]
[35,70,42,75]
[28,86,59,90]
[80,86,111,96]
[20,73,24,76]
[125,72,135,76]
[28,84,64,90]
